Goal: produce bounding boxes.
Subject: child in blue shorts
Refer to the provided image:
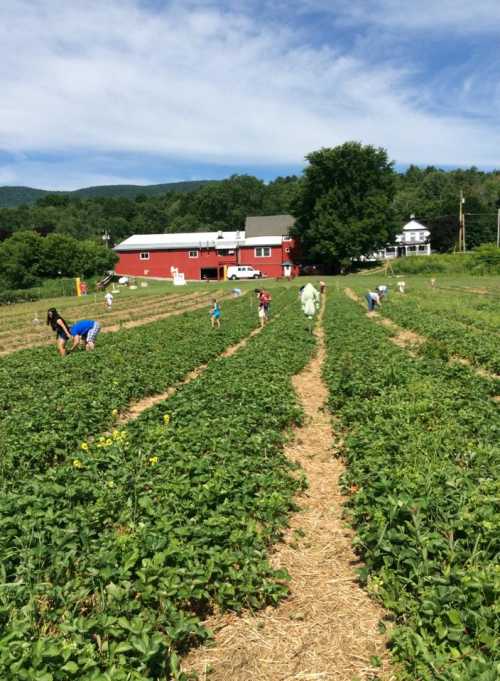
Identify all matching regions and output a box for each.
[210,299,221,329]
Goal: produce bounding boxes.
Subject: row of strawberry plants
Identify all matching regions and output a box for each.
[0,300,315,680]
[0,291,288,479]
[323,295,499,681]
[381,287,500,338]
[420,293,499,335]
[372,294,500,374]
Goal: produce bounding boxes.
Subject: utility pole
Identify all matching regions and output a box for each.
[458,191,465,251]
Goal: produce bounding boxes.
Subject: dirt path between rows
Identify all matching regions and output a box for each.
[182,302,392,681]
[344,288,500,383]
[116,313,276,426]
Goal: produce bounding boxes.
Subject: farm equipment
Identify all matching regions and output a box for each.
[96,272,114,290]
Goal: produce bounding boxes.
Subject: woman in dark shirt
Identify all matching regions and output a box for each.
[47,308,72,357]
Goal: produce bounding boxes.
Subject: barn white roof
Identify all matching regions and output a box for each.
[115,231,285,251]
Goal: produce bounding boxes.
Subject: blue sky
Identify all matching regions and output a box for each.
[1,0,499,190]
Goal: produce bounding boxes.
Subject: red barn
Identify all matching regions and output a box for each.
[114,214,299,280]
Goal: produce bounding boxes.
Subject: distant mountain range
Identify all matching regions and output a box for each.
[0,180,214,208]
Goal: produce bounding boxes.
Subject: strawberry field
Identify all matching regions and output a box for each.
[0,288,316,680]
[1,277,498,681]
[324,293,499,680]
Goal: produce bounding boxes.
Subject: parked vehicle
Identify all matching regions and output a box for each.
[227,266,262,280]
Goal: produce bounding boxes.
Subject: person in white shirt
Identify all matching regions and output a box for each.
[365,290,381,312]
[104,292,113,310]
[300,283,320,319]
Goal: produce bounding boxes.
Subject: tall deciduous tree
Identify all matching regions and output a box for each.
[293,142,398,270]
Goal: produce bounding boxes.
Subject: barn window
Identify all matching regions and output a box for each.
[189,250,199,258]
[140,252,150,260]
[255,247,271,257]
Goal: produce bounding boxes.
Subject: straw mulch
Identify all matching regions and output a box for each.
[182,306,394,681]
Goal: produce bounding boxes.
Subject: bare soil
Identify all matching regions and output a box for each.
[344,287,360,303]
[182,302,392,681]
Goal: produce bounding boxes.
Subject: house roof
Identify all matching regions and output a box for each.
[114,231,243,252]
[114,230,286,252]
[402,219,430,233]
[245,214,295,238]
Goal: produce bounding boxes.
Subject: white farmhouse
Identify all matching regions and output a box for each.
[373,218,431,259]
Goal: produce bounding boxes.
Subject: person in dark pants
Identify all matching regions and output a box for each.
[47,308,72,356]
[365,291,381,312]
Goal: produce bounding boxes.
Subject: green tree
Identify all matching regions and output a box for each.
[0,231,44,288]
[293,142,397,271]
[0,231,117,289]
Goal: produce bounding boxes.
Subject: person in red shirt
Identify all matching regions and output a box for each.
[258,289,271,320]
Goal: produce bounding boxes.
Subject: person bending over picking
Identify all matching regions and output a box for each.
[365,290,381,312]
[68,319,101,352]
[210,299,221,329]
[47,308,72,357]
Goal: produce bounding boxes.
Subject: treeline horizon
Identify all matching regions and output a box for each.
[1,165,500,254]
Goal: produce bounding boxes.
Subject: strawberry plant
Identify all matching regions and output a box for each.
[0,297,315,680]
[323,295,500,680]
[0,290,289,479]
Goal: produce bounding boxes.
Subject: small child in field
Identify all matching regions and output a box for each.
[104,291,113,310]
[258,304,266,327]
[210,299,221,328]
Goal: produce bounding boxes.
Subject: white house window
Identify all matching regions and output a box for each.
[189,250,199,258]
[255,247,271,257]
[418,244,427,252]
[140,252,150,260]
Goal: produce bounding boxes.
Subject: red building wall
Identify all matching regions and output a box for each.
[115,239,298,280]
[115,248,230,279]
[239,246,284,278]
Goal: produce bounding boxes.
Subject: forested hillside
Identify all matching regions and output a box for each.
[0,175,299,244]
[0,180,213,208]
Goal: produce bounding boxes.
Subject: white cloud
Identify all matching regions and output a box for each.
[303,0,500,32]
[0,0,500,190]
